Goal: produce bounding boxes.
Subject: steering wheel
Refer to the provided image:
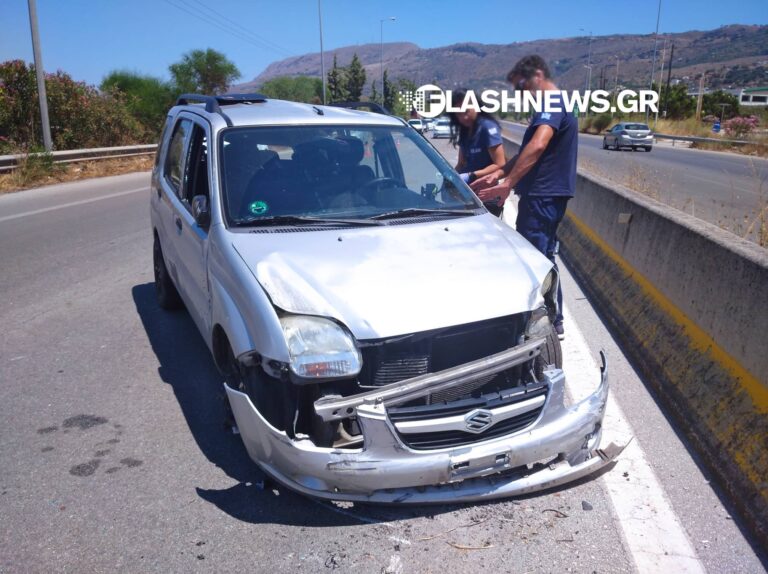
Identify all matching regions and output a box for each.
[360,177,399,191]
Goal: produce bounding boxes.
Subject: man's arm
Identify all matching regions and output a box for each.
[471,125,554,201]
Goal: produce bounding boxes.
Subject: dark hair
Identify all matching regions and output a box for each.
[447,90,500,148]
[506,54,551,83]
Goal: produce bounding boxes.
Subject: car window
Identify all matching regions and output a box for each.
[164,119,193,195]
[219,124,480,225]
[180,123,210,208]
[625,124,649,130]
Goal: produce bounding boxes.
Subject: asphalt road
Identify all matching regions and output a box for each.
[0,150,765,573]
[501,121,768,245]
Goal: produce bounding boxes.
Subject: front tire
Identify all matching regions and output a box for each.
[535,324,563,378]
[153,235,182,310]
[645,146,652,152]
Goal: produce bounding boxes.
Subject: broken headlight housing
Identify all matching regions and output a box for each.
[540,268,559,320]
[279,315,362,379]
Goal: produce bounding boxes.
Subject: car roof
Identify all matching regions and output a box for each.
[174,97,405,129]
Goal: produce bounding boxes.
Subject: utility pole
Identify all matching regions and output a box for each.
[663,42,674,118]
[318,0,326,104]
[695,73,705,121]
[647,0,662,122]
[27,0,52,152]
[654,36,667,128]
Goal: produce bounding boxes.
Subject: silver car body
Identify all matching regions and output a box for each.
[150,97,622,503]
[603,122,653,150]
[432,118,451,139]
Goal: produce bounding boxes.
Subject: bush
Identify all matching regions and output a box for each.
[591,113,613,133]
[723,115,759,139]
[0,60,147,151]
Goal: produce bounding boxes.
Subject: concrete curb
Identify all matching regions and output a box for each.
[501,135,768,549]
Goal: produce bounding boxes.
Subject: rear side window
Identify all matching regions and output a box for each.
[164,119,193,195]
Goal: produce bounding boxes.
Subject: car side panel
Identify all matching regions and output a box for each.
[208,227,290,362]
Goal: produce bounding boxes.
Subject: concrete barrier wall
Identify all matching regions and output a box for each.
[501,135,768,547]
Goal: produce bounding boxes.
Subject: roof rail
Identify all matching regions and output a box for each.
[328,101,391,115]
[175,93,268,126]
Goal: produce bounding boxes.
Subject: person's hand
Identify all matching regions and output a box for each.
[475,182,512,206]
[470,170,503,191]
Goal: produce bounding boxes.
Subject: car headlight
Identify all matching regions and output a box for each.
[525,306,552,340]
[279,315,362,379]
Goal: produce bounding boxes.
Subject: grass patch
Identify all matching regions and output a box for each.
[0,154,155,193]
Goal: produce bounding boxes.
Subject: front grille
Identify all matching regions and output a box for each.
[388,384,547,450]
[358,313,530,404]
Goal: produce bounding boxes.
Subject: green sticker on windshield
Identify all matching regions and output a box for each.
[249,200,268,215]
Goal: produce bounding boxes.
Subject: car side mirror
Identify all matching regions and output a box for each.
[192,195,210,227]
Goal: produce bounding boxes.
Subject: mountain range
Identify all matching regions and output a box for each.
[231,24,768,94]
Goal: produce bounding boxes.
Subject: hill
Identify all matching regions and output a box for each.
[231,25,768,93]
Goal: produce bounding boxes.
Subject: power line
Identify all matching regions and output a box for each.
[183,0,291,56]
[162,0,291,57]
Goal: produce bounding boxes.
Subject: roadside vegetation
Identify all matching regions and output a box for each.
[574,84,767,157]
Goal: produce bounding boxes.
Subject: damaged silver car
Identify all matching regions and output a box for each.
[150,94,622,504]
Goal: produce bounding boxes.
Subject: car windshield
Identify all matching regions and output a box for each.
[624,124,649,130]
[219,124,481,225]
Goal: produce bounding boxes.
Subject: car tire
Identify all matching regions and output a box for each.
[644,147,652,152]
[613,140,620,151]
[535,324,563,377]
[602,139,608,150]
[153,235,183,310]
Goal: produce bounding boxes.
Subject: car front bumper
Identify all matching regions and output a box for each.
[225,342,624,504]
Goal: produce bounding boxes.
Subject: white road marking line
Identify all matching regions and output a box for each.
[499,200,704,572]
[0,187,148,223]
[562,307,706,574]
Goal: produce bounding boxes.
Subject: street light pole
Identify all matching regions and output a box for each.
[380,17,395,105]
[318,0,326,104]
[27,0,52,152]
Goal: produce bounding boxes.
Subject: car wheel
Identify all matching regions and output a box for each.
[632,146,637,151]
[613,140,620,151]
[644,146,652,152]
[535,324,563,377]
[602,139,608,150]
[153,234,182,310]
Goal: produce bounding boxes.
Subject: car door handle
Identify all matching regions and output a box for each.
[175,216,183,232]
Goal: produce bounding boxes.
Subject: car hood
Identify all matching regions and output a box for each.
[231,214,552,340]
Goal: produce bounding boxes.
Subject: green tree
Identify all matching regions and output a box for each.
[657,83,696,120]
[702,90,740,120]
[382,70,396,112]
[169,48,240,95]
[327,54,347,103]
[100,70,174,134]
[370,80,378,104]
[260,76,323,103]
[390,78,417,118]
[345,53,366,101]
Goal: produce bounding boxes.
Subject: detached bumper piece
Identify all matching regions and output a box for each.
[225,339,625,504]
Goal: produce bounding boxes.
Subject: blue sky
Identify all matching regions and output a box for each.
[1,0,766,87]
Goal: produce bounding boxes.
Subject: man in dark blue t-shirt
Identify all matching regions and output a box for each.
[471,55,578,338]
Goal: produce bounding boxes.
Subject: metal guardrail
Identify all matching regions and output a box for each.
[652,133,755,146]
[0,144,158,172]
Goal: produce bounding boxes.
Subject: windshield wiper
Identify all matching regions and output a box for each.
[369,207,478,221]
[237,215,383,227]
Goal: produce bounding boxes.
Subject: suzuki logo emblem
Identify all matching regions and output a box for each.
[464,409,493,433]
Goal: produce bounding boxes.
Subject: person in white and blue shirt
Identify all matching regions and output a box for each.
[448,90,506,215]
[470,55,578,339]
